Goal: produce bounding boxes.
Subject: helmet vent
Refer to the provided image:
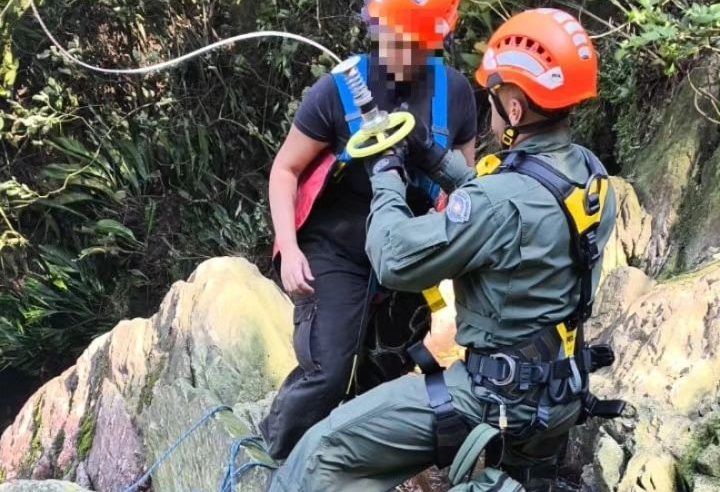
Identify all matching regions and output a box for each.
[498,36,553,65]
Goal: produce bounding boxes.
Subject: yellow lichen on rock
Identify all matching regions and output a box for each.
[182,257,294,386]
[618,452,676,492]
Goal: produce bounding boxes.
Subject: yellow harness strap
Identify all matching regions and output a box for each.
[563,178,609,234]
[555,322,578,358]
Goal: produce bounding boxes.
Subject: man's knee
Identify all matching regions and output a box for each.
[272,374,436,490]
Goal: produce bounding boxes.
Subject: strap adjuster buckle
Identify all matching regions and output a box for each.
[582,393,626,420]
[584,174,603,215]
[582,230,601,265]
[518,363,546,391]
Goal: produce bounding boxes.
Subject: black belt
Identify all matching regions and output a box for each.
[464,343,617,407]
[465,344,615,389]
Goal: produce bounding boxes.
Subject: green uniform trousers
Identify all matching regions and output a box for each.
[269,361,581,491]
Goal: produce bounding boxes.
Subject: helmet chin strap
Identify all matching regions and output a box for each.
[489,87,569,150]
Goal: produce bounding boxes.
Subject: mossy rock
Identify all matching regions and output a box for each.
[0,481,91,492]
[697,444,720,478]
[693,474,720,492]
[1,258,292,491]
[621,56,720,275]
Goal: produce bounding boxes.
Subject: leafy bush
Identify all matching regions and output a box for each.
[0,0,364,376]
[616,0,720,76]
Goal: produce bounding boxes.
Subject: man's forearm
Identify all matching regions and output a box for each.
[427,150,476,194]
[269,167,300,250]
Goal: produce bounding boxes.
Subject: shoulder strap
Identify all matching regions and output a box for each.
[429,56,449,149]
[333,54,369,162]
[409,56,448,204]
[500,151,609,322]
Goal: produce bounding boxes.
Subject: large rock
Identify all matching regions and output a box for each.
[601,177,653,276]
[594,433,625,492]
[697,444,720,478]
[675,142,720,270]
[617,452,676,492]
[588,262,720,419]
[0,258,295,491]
[580,261,720,490]
[621,56,720,275]
[693,474,720,492]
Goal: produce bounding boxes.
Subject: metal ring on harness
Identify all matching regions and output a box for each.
[489,353,516,387]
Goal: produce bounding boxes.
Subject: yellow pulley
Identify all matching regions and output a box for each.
[345,112,416,159]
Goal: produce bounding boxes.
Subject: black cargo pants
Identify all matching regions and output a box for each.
[259,236,428,460]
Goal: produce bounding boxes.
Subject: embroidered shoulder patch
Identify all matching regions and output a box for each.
[446,190,472,223]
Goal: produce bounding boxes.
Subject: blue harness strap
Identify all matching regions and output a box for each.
[412,56,448,203]
[333,54,368,163]
[430,56,449,149]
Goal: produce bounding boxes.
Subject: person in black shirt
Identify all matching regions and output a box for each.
[260,0,477,460]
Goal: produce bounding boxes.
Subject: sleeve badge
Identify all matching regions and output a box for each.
[446,190,472,224]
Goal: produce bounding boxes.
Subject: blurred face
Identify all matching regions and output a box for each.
[374,27,431,81]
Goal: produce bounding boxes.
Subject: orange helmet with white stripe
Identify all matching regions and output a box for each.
[475,8,598,110]
[366,0,461,50]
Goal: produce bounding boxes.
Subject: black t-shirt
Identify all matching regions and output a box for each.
[294,56,478,260]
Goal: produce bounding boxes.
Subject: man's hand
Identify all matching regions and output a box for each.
[280,244,315,296]
[364,143,408,180]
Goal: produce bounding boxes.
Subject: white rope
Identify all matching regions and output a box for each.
[28,0,342,76]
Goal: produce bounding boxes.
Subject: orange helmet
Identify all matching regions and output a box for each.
[475,8,598,110]
[366,0,461,50]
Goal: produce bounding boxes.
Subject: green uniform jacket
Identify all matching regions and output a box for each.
[366,128,617,351]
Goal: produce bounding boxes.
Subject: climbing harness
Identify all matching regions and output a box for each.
[330,54,450,205]
[410,146,626,484]
[332,56,417,160]
[121,405,277,492]
[408,341,469,468]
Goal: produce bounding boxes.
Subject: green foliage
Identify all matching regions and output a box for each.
[616,0,720,76]
[0,246,122,376]
[0,0,365,377]
[677,416,720,490]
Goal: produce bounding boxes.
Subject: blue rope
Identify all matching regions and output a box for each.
[123,405,232,492]
[122,405,278,492]
[220,436,278,492]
